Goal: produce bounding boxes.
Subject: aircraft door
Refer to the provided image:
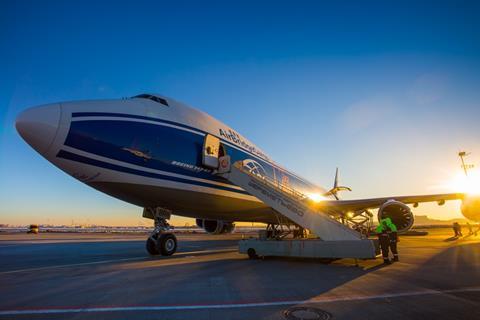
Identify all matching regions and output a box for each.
[202,134,221,169]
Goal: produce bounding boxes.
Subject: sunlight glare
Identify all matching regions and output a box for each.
[448,169,480,195]
[306,193,327,203]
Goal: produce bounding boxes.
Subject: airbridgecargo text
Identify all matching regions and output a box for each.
[219,128,269,160]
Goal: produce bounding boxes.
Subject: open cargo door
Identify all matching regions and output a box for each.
[202,134,221,169]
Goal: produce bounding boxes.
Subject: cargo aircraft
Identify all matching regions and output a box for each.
[16,94,478,255]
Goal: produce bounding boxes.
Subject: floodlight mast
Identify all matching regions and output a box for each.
[458,151,474,177]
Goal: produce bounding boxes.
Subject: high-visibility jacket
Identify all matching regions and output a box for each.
[376,218,398,234]
[375,224,387,234]
[385,218,398,232]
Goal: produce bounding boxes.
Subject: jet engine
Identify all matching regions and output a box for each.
[461,195,480,222]
[196,219,235,234]
[377,200,414,234]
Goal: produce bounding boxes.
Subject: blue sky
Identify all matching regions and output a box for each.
[1,0,480,225]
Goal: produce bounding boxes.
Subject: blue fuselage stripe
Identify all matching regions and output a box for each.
[66,113,317,195]
[72,112,203,136]
[56,150,250,195]
[72,112,282,171]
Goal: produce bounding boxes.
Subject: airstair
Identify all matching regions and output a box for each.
[216,157,379,260]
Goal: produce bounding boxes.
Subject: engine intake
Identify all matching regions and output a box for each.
[378,200,414,234]
[196,219,235,234]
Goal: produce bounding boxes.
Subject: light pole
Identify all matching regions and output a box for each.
[458,151,474,176]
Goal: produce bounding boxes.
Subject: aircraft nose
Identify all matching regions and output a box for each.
[16,103,61,155]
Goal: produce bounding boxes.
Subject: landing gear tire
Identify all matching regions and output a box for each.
[146,236,160,255]
[144,207,176,256]
[247,248,259,259]
[157,233,177,256]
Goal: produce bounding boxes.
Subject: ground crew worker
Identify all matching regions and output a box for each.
[376,218,399,264]
[385,218,399,262]
[453,222,463,237]
[452,222,458,237]
[376,218,391,264]
[467,222,473,235]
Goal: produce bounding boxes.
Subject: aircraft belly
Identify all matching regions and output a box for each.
[89,181,276,223]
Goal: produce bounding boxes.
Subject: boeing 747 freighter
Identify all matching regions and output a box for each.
[16,94,478,256]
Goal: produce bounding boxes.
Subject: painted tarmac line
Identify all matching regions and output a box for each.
[0,245,22,248]
[0,257,148,275]
[1,287,479,315]
[0,248,236,275]
[0,239,145,244]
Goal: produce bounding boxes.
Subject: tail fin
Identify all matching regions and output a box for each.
[325,167,352,200]
[333,167,339,190]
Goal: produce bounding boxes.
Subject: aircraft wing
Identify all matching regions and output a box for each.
[317,192,464,213]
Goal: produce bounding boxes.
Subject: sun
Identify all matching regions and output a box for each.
[448,168,480,195]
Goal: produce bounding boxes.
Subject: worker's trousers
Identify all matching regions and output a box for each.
[378,235,390,262]
[389,239,398,261]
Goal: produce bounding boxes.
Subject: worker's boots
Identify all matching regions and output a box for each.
[383,259,391,265]
[393,255,399,262]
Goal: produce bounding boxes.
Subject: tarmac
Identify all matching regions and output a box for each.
[0,228,479,320]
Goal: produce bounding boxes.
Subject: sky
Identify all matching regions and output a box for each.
[1,0,480,226]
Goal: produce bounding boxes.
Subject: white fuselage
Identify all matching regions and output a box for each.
[16,94,327,223]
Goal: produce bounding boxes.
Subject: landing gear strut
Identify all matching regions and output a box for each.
[144,207,177,256]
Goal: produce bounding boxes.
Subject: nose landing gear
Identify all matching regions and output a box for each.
[144,207,177,256]
[146,233,177,256]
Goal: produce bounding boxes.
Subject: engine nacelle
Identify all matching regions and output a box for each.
[378,200,414,234]
[461,195,480,222]
[195,219,235,234]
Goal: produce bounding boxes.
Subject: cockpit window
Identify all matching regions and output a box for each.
[132,94,169,107]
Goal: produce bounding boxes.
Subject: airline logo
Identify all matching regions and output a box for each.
[219,128,268,160]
